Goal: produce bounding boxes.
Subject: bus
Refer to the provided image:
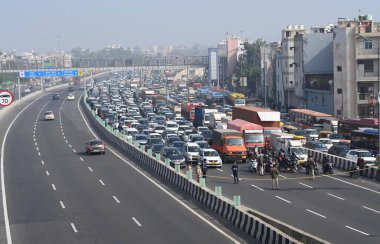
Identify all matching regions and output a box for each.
[350,129,378,155]
[338,118,378,139]
[288,109,333,129]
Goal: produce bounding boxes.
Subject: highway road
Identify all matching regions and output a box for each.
[1,89,252,244]
[195,160,380,243]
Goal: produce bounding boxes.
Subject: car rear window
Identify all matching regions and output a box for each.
[90,141,103,146]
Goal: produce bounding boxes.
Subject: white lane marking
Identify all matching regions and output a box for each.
[73,149,76,153]
[36,147,39,151]
[65,140,68,144]
[62,132,64,136]
[325,175,380,195]
[79,157,84,162]
[216,168,223,172]
[33,138,36,142]
[52,184,56,191]
[279,174,287,178]
[41,160,45,165]
[88,167,93,172]
[99,180,105,186]
[60,201,65,209]
[37,152,41,156]
[362,205,380,214]
[113,196,121,204]
[1,97,50,244]
[60,125,62,129]
[68,144,72,148]
[251,184,265,191]
[306,209,327,219]
[132,217,142,227]
[77,95,241,244]
[298,182,313,189]
[70,223,78,233]
[46,171,50,176]
[33,134,35,138]
[63,136,66,140]
[327,193,345,201]
[345,226,370,236]
[34,142,37,146]
[275,196,292,204]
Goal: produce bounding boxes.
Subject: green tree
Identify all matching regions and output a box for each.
[234,39,265,94]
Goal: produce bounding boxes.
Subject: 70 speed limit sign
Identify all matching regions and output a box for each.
[0,90,14,107]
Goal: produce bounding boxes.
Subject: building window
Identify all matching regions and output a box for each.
[286,77,288,84]
[337,88,342,94]
[290,80,293,85]
[364,40,373,49]
[337,66,342,72]
[337,109,342,115]
[286,31,291,38]
[322,95,326,106]
[365,61,374,72]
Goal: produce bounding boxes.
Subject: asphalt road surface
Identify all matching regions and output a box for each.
[2,89,252,244]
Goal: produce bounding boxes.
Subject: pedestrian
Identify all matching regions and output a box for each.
[231,162,239,184]
[118,122,123,132]
[258,152,264,176]
[196,163,203,182]
[270,164,279,190]
[201,159,208,179]
[307,156,317,180]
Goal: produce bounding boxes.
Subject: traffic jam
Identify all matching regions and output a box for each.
[85,71,379,179]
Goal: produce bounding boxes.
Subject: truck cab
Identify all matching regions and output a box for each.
[211,129,247,163]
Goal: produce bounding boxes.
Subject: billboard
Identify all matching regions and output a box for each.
[208,48,219,86]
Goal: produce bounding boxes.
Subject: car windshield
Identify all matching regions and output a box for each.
[329,134,344,139]
[295,130,307,136]
[291,148,307,155]
[357,151,372,157]
[167,123,177,128]
[155,126,165,130]
[90,140,103,146]
[173,142,185,148]
[153,145,164,151]
[226,138,244,146]
[188,146,200,152]
[150,138,161,143]
[136,135,147,140]
[204,150,219,157]
[245,134,264,143]
[167,149,181,157]
[313,142,326,148]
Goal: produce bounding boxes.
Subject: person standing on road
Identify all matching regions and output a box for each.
[231,162,239,184]
[307,156,317,180]
[201,159,208,179]
[196,163,203,182]
[258,151,264,176]
[270,164,279,190]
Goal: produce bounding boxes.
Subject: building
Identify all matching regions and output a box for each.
[275,25,307,112]
[226,35,244,82]
[293,26,334,114]
[333,15,380,118]
[261,42,280,108]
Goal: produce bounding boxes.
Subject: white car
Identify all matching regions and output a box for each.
[165,121,179,132]
[44,111,55,120]
[184,142,200,163]
[199,149,222,168]
[67,93,75,100]
[318,138,333,149]
[346,149,376,166]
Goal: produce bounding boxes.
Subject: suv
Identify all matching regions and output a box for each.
[346,149,376,165]
[184,142,200,164]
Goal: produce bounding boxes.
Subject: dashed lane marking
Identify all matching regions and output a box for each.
[298,182,313,189]
[327,193,345,200]
[60,201,65,209]
[41,160,44,165]
[70,223,78,233]
[68,144,72,148]
[45,171,50,176]
[99,180,105,186]
[88,167,93,172]
[132,217,142,227]
[73,149,76,153]
[251,184,265,191]
[306,209,327,219]
[79,157,84,162]
[216,168,223,172]
[345,226,369,236]
[278,174,287,178]
[37,152,41,156]
[52,184,56,191]
[113,196,121,204]
[275,196,292,204]
[362,205,380,214]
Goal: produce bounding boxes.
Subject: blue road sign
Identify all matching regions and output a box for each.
[20,69,79,78]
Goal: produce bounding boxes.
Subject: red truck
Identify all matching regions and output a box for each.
[227,119,265,150]
[232,106,281,149]
[181,102,206,121]
[211,129,247,163]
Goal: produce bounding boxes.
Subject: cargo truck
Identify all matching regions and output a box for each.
[226,92,246,107]
[232,106,281,149]
[209,112,226,130]
[211,129,247,163]
[227,119,265,150]
[181,102,206,121]
[194,108,218,127]
[270,132,308,164]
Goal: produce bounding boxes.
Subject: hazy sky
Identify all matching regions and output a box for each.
[1,0,377,53]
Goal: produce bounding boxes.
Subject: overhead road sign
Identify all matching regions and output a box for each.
[19,69,81,78]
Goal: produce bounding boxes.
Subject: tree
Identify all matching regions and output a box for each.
[234,39,265,95]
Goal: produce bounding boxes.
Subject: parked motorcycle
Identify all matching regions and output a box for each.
[323,163,334,174]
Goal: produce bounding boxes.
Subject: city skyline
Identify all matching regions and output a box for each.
[0,0,378,53]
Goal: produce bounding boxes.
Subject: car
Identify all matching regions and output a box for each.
[184,142,200,164]
[171,141,186,155]
[305,141,328,152]
[133,134,148,145]
[123,128,139,140]
[201,129,213,143]
[165,121,179,132]
[318,138,333,149]
[167,135,182,145]
[145,138,163,150]
[189,134,204,143]
[346,149,376,165]
[328,133,345,144]
[68,86,75,91]
[328,144,350,157]
[194,141,211,149]
[85,139,106,155]
[44,111,55,120]
[151,143,165,156]
[198,148,222,168]
[160,146,186,168]
[67,93,75,100]
[52,93,60,100]
[197,126,209,134]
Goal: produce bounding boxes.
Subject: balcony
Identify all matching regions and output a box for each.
[357,93,377,105]
[357,48,379,60]
[357,70,379,81]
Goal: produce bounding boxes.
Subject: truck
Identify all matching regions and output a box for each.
[194,107,218,127]
[181,102,206,121]
[227,92,246,107]
[227,119,265,150]
[211,129,247,163]
[151,95,166,109]
[209,112,226,130]
[270,132,308,164]
[232,106,281,149]
[142,89,156,101]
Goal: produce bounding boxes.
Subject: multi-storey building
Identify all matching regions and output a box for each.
[333,15,380,118]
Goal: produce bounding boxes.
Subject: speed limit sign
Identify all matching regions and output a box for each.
[0,90,14,107]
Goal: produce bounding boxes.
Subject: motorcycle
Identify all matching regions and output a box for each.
[350,166,360,179]
[248,158,258,173]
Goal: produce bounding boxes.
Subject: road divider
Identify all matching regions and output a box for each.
[80,97,331,244]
